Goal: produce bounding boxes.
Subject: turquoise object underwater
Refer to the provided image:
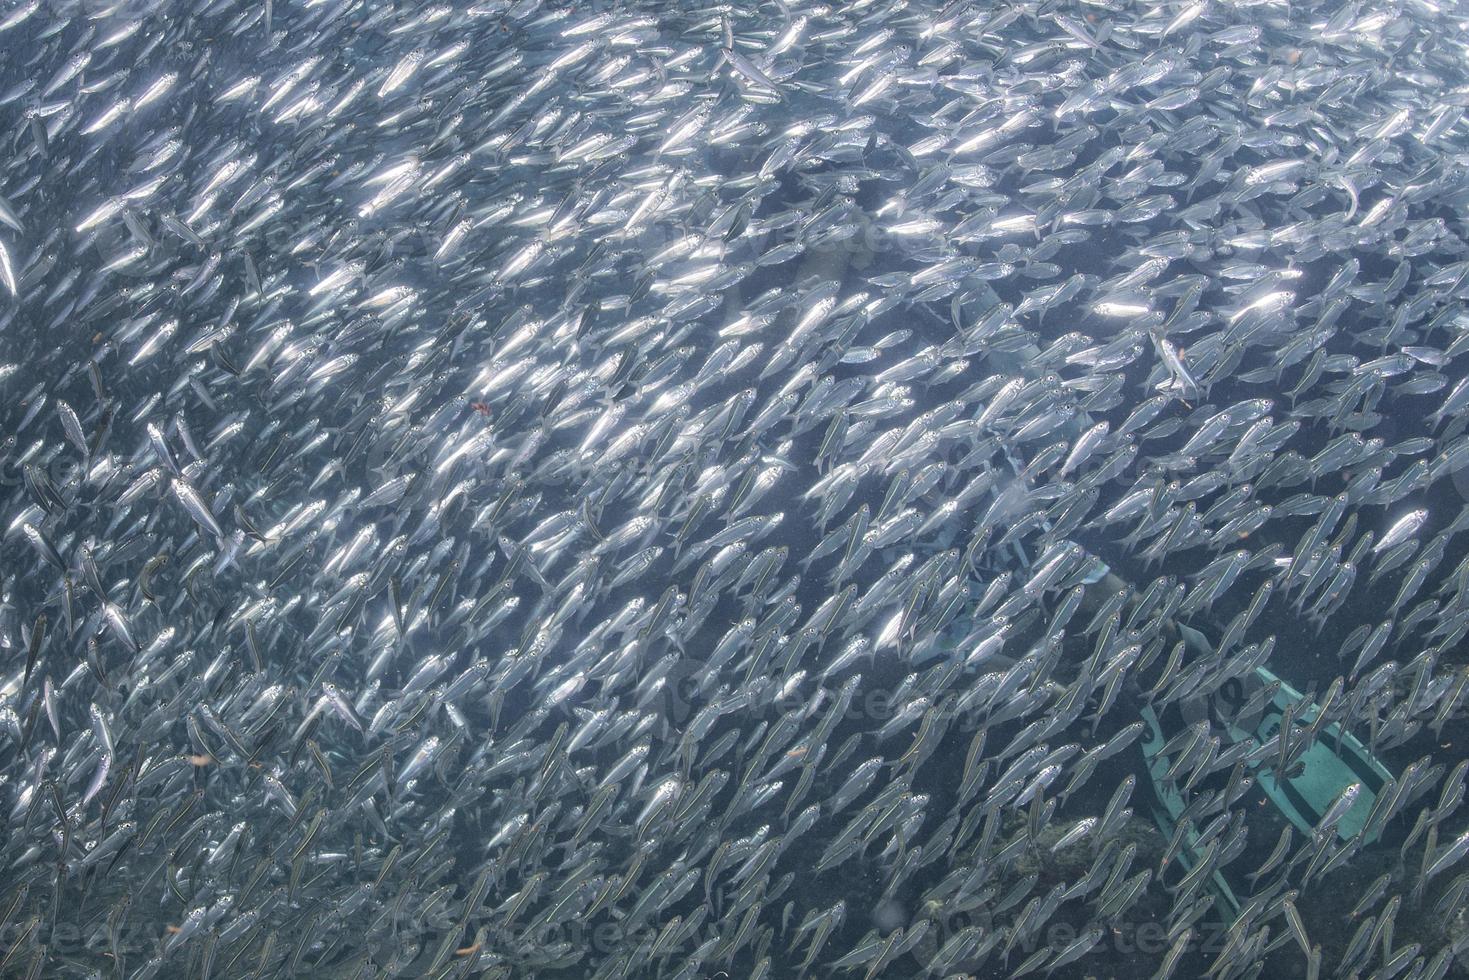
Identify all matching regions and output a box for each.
[1141,657,1396,928]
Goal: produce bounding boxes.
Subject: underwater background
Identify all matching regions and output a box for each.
[2,0,1469,977]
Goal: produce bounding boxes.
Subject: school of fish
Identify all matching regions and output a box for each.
[3,0,1469,977]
